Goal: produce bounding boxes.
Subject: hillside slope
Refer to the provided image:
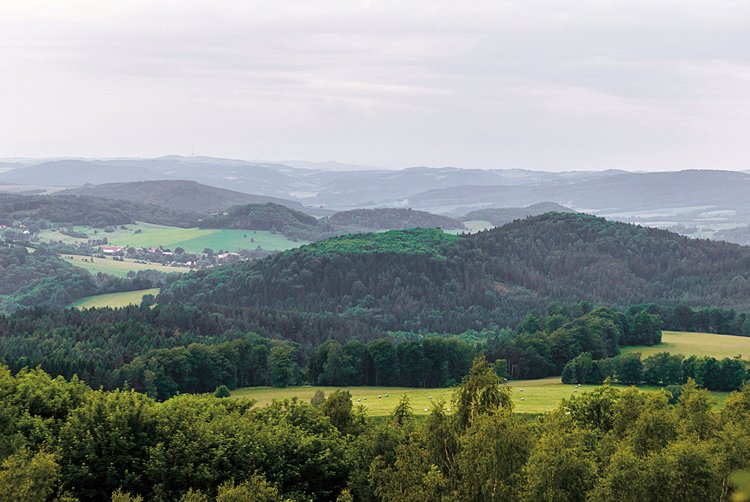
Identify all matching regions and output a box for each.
[57,180,315,214]
[159,213,750,331]
[197,202,330,240]
[0,193,197,227]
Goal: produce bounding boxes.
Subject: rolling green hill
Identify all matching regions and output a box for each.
[159,213,750,332]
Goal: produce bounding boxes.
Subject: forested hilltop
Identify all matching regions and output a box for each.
[197,202,333,240]
[160,213,750,332]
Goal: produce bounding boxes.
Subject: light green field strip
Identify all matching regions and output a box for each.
[69,288,160,309]
[62,254,190,278]
[230,376,728,416]
[40,222,305,253]
[622,331,750,359]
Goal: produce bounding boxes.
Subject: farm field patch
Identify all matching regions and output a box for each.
[622,331,750,359]
[40,222,305,253]
[69,288,160,309]
[61,254,190,277]
[230,376,728,416]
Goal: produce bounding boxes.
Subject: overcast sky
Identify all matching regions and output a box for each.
[0,1,749,171]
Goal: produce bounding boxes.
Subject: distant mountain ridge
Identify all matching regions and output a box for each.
[56,180,319,215]
[4,157,750,242]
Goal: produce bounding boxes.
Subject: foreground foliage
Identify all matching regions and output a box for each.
[1,358,750,501]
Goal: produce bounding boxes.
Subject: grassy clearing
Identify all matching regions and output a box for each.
[622,331,750,359]
[69,288,160,309]
[40,223,304,253]
[230,377,729,416]
[61,254,190,278]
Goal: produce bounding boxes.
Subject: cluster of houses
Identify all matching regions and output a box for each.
[97,244,243,269]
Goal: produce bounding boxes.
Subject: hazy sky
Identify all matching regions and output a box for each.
[1,1,749,170]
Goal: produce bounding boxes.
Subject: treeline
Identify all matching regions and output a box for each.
[563,351,748,391]
[0,301,671,399]
[3,359,750,501]
[486,305,662,379]
[631,303,750,337]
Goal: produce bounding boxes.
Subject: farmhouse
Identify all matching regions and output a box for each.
[100,245,124,254]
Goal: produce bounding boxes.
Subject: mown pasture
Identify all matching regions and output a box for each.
[230,376,728,416]
[622,330,750,359]
[61,254,190,277]
[69,288,160,309]
[40,222,304,253]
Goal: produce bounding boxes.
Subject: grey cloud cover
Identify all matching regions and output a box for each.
[0,0,748,170]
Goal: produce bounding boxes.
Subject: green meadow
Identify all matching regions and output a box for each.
[40,222,305,253]
[62,254,190,277]
[622,330,750,359]
[69,288,160,309]
[230,376,728,416]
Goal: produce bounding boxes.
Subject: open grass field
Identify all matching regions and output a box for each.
[40,223,305,253]
[69,288,160,309]
[62,254,191,277]
[622,330,750,359]
[230,377,729,416]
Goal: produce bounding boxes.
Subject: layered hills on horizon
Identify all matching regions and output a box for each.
[3,157,750,245]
